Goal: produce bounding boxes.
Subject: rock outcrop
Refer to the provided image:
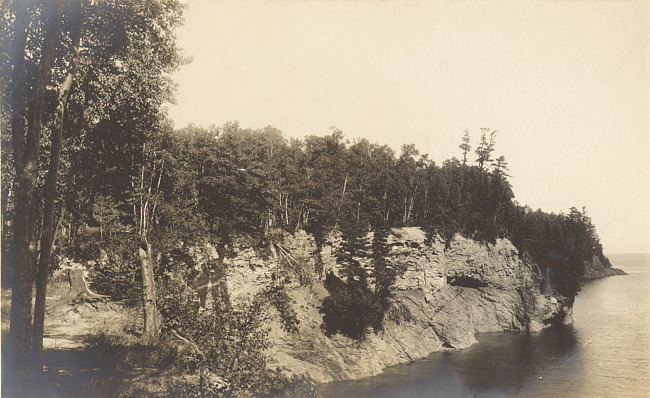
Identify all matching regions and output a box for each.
[582,254,627,279]
[222,227,573,383]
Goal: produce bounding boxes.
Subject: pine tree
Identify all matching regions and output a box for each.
[492,155,510,177]
[372,222,393,296]
[475,128,497,171]
[336,223,369,282]
[372,222,394,317]
[459,130,472,166]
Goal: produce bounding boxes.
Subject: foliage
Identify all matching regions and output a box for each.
[335,223,369,282]
[43,121,534,267]
[265,285,300,334]
[320,223,392,339]
[167,371,317,398]
[503,205,603,301]
[50,231,143,305]
[3,0,613,392]
[161,286,267,374]
[372,222,394,311]
[320,272,383,340]
[87,233,142,305]
[1,3,611,377]
[459,130,472,165]
[48,121,603,342]
[160,282,314,396]
[475,128,497,171]
[320,222,395,340]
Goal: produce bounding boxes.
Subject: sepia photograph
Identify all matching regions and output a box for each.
[1,0,648,396]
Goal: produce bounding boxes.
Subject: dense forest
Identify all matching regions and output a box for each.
[1,0,610,395]
[29,121,607,298]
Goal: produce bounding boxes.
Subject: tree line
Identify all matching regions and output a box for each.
[61,123,518,245]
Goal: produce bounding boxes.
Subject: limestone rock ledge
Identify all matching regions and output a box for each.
[224,227,572,384]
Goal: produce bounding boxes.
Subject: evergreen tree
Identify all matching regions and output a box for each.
[492,155,510,177]
[459,130,472,166]
[372,222,394,313]
[336,223,369,282]
[475,128,497,171]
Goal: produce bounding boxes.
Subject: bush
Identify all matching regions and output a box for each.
[160,284,314,396]
[161,283,266,373]
[320,272,383,340]
[168,371,317,398]
[265,285,300,334]
[87,233,141,305]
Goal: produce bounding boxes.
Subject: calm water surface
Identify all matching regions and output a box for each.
[320,253,650,397]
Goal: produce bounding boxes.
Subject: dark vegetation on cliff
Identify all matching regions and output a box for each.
[1,0,614,395]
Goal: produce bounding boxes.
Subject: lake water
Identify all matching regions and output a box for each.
[320,253,650,397]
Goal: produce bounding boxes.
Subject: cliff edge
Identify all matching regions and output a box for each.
[222,227,572,383]
[581,254,627,279]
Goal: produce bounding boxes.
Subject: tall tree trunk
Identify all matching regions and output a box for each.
[208,248,230,313]
[99,199,103,240]
[285,194,289,226]
[423,188,429,219]
[7,1,62,393]
[6,4,31,389]
[406,182,418,223]
[139,237,159,344]
[137,157,163,344]
[295,203,304,232]
[334,174,348,226]
[32,0,83,375]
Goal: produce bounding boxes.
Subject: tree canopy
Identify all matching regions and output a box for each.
[1,0,186,392]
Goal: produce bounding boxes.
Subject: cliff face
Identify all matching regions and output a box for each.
[222,227,571,383]
[582,254,627,279]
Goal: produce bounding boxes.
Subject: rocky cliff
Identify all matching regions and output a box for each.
[221,227,572,383]
[581,254,627,279]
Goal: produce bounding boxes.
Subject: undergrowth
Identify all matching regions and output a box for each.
[160,282,316,397]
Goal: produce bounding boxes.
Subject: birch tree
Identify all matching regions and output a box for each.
[134,142,165,343]
[32,0,84,376]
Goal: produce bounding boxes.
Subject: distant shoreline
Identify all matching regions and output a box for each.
[605,252,650,256]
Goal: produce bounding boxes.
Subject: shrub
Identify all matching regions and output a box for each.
[168,371,317,398]
[265,285,300,334]
[160,284,314,396]
[87,233,141,305]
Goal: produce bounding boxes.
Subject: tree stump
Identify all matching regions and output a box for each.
[67,268,109,303]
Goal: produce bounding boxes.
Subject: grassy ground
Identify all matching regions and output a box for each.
[0,277,176,397]
[1,275,319,397]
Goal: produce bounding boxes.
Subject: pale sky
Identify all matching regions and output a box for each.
[167,0,650,254]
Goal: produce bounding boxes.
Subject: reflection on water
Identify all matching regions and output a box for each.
[320,253,650,398]
[448,327,578,397]
[522,254,650,397]
[320,327,578,398]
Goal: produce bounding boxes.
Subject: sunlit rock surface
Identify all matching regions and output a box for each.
[223,227,573,383]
